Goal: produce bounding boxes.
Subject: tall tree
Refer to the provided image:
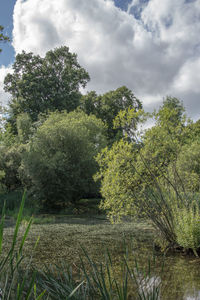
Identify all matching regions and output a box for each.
[4,46,90,130]
[80,86,142,144]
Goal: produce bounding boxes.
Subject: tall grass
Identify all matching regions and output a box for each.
[36,246,162,299]
[0,191,45,299]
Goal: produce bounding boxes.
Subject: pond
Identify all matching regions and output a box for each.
[127,239,200,299]
[3,215,200,299]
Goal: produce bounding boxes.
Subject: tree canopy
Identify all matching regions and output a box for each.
[1,41,200,255]
[4,46,90,130]
[80,86,142,143]
[21,111,107,208]
[95,97,199,247]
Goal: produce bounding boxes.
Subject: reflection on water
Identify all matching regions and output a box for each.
[136,273,161,299]
[160,255,200,300]
[122,237,200,300]
[184,291,200,300]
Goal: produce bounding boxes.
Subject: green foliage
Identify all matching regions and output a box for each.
[155,96,185,127]
[16,113,33,143]
[0,104,8,130]
[36,246,161,300]
[96,97,188,220]
[0,192,45,299]
[0,190,23,211]
[0,122,16,147]
[36,263,86,300]
[141,97,188,177]
[185,119,200,142]
[0,143,23,191]
[80,86,142,143]
[113,107,148,140]
[21,111,107,209]
[4,46,90,130]
[95,139,138,222]
[0,190,39,219]
[174,202,200,256]
[0,25,9,52]
[172,141,200,192]
[96,97,200,250]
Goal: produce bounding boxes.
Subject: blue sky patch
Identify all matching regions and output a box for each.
[114,0,133,11]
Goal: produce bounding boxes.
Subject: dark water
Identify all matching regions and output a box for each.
[159,254,200,300]
[126,239,200,300]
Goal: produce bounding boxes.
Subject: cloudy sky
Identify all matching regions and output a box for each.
[0,0,200,120]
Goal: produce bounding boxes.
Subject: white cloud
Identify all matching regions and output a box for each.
[173,58,200,94]
[0,66,12,106]
[0,0,200,120]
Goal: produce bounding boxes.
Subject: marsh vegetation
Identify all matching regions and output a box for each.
[0,42,200,298]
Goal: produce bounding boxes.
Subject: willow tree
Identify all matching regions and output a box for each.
[96,97,200,252]
[21,111,107,209]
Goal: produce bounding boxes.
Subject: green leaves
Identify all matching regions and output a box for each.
[95,97,200,250]
[80,86,142,144]
[4,46,90,130]
[0,25,10,53]
[174,201,200,255]
[0,191,46,299]
[21,111,107,209]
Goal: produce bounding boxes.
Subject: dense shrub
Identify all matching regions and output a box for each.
[21,111,107,209]
[96,98,200,252]
[174,202,200,256]
[0,144,22,191]
[172,141,200,192]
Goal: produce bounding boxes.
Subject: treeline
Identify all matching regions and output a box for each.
[0,46,142,209]
[1,45,200,253]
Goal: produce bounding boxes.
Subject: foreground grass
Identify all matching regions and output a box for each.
[2,211,200,299]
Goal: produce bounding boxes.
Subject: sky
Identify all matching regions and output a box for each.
[0,0,200,120]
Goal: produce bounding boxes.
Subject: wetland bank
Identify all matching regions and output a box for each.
[2,212,200,299]
[0,38,200,299]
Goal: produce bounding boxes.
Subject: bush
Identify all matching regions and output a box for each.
[174,202,200,256]
[95,97,200,253]
[21,111,107,209]
[0,144,22,191]
[172,141,200,192]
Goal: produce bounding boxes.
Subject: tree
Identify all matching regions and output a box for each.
[171,141,200,192]
[80,86,142,143]
[21,111,107,209]
[16,113,33,143]
[140,97,188,177]
[95,97,199,248]
[4,46,90,130]
[0,25,9,52]
[0,118,24,191]
[95,139,138,222]
[0,144,22,191]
